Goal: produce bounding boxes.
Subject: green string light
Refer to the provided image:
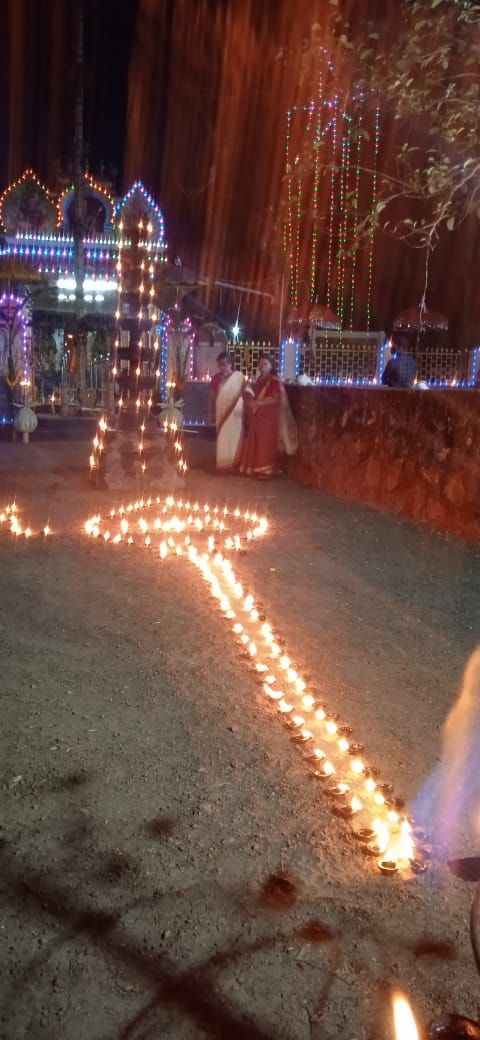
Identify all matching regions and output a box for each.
[366,107,380,332]
[349,106,363,330]
[282,62,379,331]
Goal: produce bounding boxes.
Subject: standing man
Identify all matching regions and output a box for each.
[207,352,245,472]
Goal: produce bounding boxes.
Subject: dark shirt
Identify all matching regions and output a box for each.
[382,354,416,388]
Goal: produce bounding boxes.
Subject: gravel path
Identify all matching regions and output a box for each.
[0,432,479,1040]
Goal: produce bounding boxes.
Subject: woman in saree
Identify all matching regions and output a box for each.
[207,352,245,471]
[238,355,297,478]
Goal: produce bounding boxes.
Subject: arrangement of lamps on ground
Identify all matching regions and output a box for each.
[0,483,426,879]
[81,491,424,878]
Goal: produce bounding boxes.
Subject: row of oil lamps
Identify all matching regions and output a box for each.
[1,493,425,873]
[89,412,188,478]
[0,500,455,1037]
[82,493,426,878]
[1,492,425,874]
[0,502,51,538]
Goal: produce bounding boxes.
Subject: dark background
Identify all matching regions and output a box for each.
[0,0,479,343]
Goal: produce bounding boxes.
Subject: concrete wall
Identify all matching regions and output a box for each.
[286,386,480,542]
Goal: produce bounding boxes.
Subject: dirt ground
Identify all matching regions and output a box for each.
[1,424,480,1040]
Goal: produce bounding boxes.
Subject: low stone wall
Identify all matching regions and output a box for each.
[286,386,480,542]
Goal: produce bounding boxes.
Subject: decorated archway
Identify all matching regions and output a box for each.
[117,181,165,245]
[57,175,115,234]
[0,170,56,235]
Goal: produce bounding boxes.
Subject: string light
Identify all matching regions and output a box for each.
[116,181,166,247]
[0,169,55,233]
[366,107,381,332]
[283,56,378,333]
[56,173,115,230]
[0,293,30,390]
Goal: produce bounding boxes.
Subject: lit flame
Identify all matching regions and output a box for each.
[75,491,415,872]
[384,820,414,867]
[393,995,419,1040]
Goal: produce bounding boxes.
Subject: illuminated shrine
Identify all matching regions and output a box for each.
[0,170,166,310]
[0,170,168,407]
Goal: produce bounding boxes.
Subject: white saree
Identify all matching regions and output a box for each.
[216,371,245,470]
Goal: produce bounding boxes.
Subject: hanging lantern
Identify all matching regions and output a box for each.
[393,306,448,332]
[308,303,341,330]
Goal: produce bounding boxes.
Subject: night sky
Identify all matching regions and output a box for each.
[1,0,479,343]
[0,0,138,187]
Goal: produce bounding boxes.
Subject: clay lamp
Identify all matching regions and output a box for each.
[356,828,377,844]
[335,796,362,819]
[325,781,350,799]
[347,743,365,756]
[377,859,398,876]
[409,857,428,875]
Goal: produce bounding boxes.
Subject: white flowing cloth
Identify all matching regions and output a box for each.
[278,384,298,456]
[216,370,245,470]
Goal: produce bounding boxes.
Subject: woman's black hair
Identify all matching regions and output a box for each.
[259,353,277,375]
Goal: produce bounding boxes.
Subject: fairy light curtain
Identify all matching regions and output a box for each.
[283,60,380,332]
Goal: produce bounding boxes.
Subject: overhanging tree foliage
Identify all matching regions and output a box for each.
[335,0,480,252]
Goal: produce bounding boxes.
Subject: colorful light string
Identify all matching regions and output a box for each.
[283,56,379,333]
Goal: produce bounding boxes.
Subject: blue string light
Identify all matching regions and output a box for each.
[160,319,168,401]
